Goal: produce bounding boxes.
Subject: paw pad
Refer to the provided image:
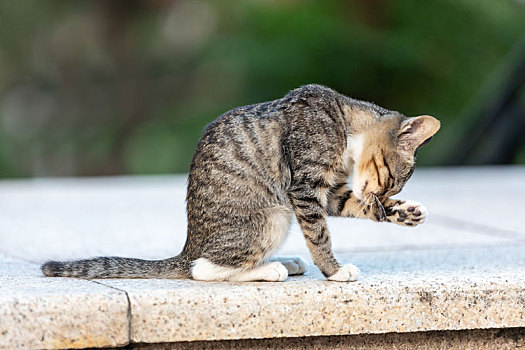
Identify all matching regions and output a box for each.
[387,200,427,227]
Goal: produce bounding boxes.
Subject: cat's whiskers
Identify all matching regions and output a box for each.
[367,194,375,218]
[349,197,368,215]
[373,194,387,221]
[359,193,372,218]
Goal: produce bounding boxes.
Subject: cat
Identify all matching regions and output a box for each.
[42,84,440,282]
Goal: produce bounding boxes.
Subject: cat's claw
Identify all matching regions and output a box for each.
[327,264,360,282]
[387,200,427,227]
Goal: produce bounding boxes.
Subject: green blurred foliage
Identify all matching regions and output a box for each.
[0,0,524,177]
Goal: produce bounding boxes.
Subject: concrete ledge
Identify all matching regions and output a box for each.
[2,245,524,349]
[99,246,525,344]
[1,168,525,349]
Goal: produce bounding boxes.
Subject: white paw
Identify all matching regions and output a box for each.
[264,262,289,281]
[278,257,308,275]
[389,200,427,227]
[327,264,360,282]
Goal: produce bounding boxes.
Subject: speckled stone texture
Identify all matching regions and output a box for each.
[129,328,525,349]
[0,257,129,349]
[100,246,525,343]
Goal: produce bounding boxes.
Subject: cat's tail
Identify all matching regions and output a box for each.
[41,255,190,279]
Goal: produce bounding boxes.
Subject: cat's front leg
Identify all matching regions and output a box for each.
[326,185,377,219]
[289,188,359,282]
[327,186,427,226]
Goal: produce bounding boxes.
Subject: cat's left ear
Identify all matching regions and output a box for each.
[397,115,440,151]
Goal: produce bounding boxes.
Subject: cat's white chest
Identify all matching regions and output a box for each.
[343,134,364,173]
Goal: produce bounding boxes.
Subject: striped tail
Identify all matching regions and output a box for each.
[41,255,188,279]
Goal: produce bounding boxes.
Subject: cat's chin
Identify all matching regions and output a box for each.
[353,189,364,201]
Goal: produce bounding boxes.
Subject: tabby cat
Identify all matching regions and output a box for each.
[42,84,440,282]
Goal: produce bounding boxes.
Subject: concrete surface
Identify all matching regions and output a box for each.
[0,166,524,349]
[102,246,525,344]
[0,256,128,349]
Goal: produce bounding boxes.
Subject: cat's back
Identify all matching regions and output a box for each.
[187,85,360,199]
[199,99,284,150]
[195,84,345,151]
[187,97,291,208]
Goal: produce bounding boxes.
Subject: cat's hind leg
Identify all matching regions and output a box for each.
[269,256,308,275]
[191,258,288,282]
[191,206,293,282]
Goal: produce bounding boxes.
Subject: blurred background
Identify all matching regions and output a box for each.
[0,0,524,179]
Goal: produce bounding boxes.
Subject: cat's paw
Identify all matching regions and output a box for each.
[327,264,360,282]
[264,262,289,281]
[387,200,427,227]
[273,256,308,275]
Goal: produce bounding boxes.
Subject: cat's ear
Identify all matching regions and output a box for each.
[397,115,440,151]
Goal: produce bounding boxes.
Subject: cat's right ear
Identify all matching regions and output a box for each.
[397,115,440,152]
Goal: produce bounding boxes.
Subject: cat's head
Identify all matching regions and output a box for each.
[351,115,440,200]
